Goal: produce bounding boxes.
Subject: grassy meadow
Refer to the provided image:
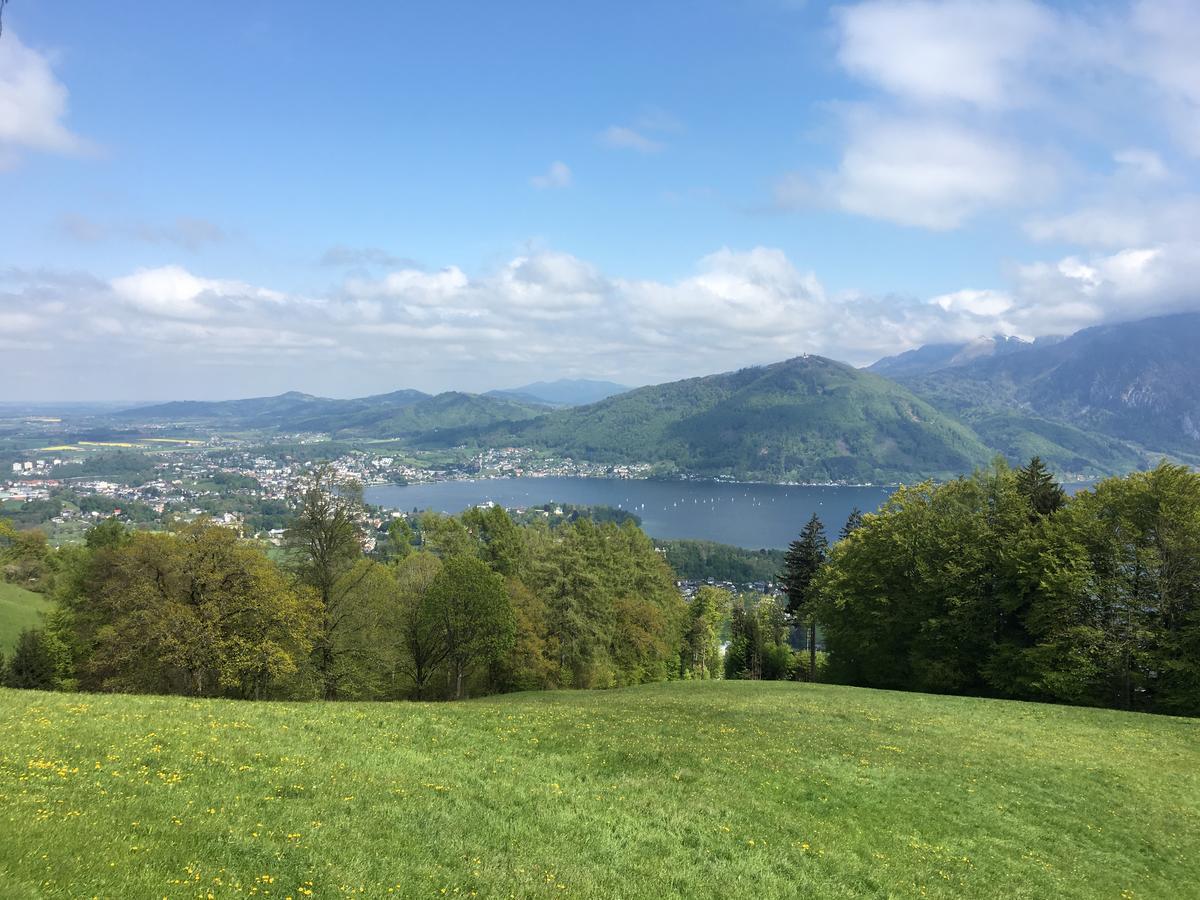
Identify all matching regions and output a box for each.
[0,582,52,652]
[0,681,1196,899]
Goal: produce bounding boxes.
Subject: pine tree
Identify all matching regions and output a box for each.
[840,508,864,540]
[780,513,828,680]
[1016,456,1067,517]
[4,629,57,690]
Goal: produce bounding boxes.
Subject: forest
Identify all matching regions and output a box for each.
[4,460,1200,716]
[0,474,722,701]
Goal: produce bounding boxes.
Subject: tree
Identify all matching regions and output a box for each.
[1016,456,1067,517]
[840,508,864,540]
[0,523,51,591]
[723,596,792,680]
[1027,463,1200,712]
[462,505,529,577]
[427,555,515,699]
[384,517,415,562]
[816,464,1031,695]
[528,519,684,688]
[419,512,475,558]
[285,468,368,698]
[315,559,396,699]
[70,522,315,698]
[681,586,729,679]
[390,551,448,700]
[780,513,827,679]
[4,629,57,690]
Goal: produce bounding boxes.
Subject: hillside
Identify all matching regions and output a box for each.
[903,312,1200,464]
[487,378,630,407]
[1,681,1195,899]
[0,582,51,651]
[108,314,1200,479]
[120,390,351,424]
[485,355,992,482]
[867,334,1053,377]
[292,391,546,437]
[119,389,545,439]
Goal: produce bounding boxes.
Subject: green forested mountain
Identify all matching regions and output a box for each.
[293,391,545,437]
[122,390,347,423]
[486,378,630,407]
[901,312,1200,465]
[109,313,1200,479]
[121,389,544,438]
[483,355,992,482]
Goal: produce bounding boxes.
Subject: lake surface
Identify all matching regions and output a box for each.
[365,477,894,549]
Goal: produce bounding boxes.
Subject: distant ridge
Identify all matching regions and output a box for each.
[471,355,992,483]
[110,312,1200,479]
[487,379,630,407]
[121,389,543,438]
[900,312,1200,464]
[867,334,1061,378]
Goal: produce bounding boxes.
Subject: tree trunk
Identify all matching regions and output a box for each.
[809,618,817,682]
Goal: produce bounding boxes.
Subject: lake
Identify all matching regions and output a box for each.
[365,477,895,549]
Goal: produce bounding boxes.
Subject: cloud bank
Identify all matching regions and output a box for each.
[6,231,1199,398]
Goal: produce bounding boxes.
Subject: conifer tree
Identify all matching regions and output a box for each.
[1016,456,1067,516]
[780,513,828,679]
[4,629,57,690]
[840,508,864,540]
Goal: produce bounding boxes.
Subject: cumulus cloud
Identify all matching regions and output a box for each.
[529,160,572,189]
[1128,0,1200,155]
[835,0,1055,108]
[832,115,1051,229]
[110,265,284,319]
[777,114,1053,229]
[798,0,1200,231]
[0,32,93,168]
[12,234,1200,400]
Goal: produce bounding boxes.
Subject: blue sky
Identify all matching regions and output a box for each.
[2,1,1199,400]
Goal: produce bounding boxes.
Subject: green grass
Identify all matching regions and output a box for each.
[0,582,52,651]
[0,682,1196,899]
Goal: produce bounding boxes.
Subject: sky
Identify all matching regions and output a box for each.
[2,0,1199,401]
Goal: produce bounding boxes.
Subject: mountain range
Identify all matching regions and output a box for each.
[486,379,630,407]
[894,313,1200,467]
[866,334,1062,378]
[116,312,1200,482]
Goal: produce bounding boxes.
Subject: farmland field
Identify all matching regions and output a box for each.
[0,681,1196,899]
[0,582,52,651]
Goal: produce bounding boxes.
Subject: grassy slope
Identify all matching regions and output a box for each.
[0,582,52,651]
[1,682,1196,899]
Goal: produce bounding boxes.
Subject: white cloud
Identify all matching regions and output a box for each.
[110,265,283,319]
[8,237,1200,398]
[1128,0,1200,155]
[1113,147,1167,180]
[829,115,1050,229]
[835,0,1054,108]
[599,126,664,153]
[805,0,1200,234]
[0,32,92,167]
[529,160,572,189]
[1025,208,1150,248]
[930,289,1014,317]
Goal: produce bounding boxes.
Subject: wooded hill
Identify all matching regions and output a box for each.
[111,312,1200,481]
